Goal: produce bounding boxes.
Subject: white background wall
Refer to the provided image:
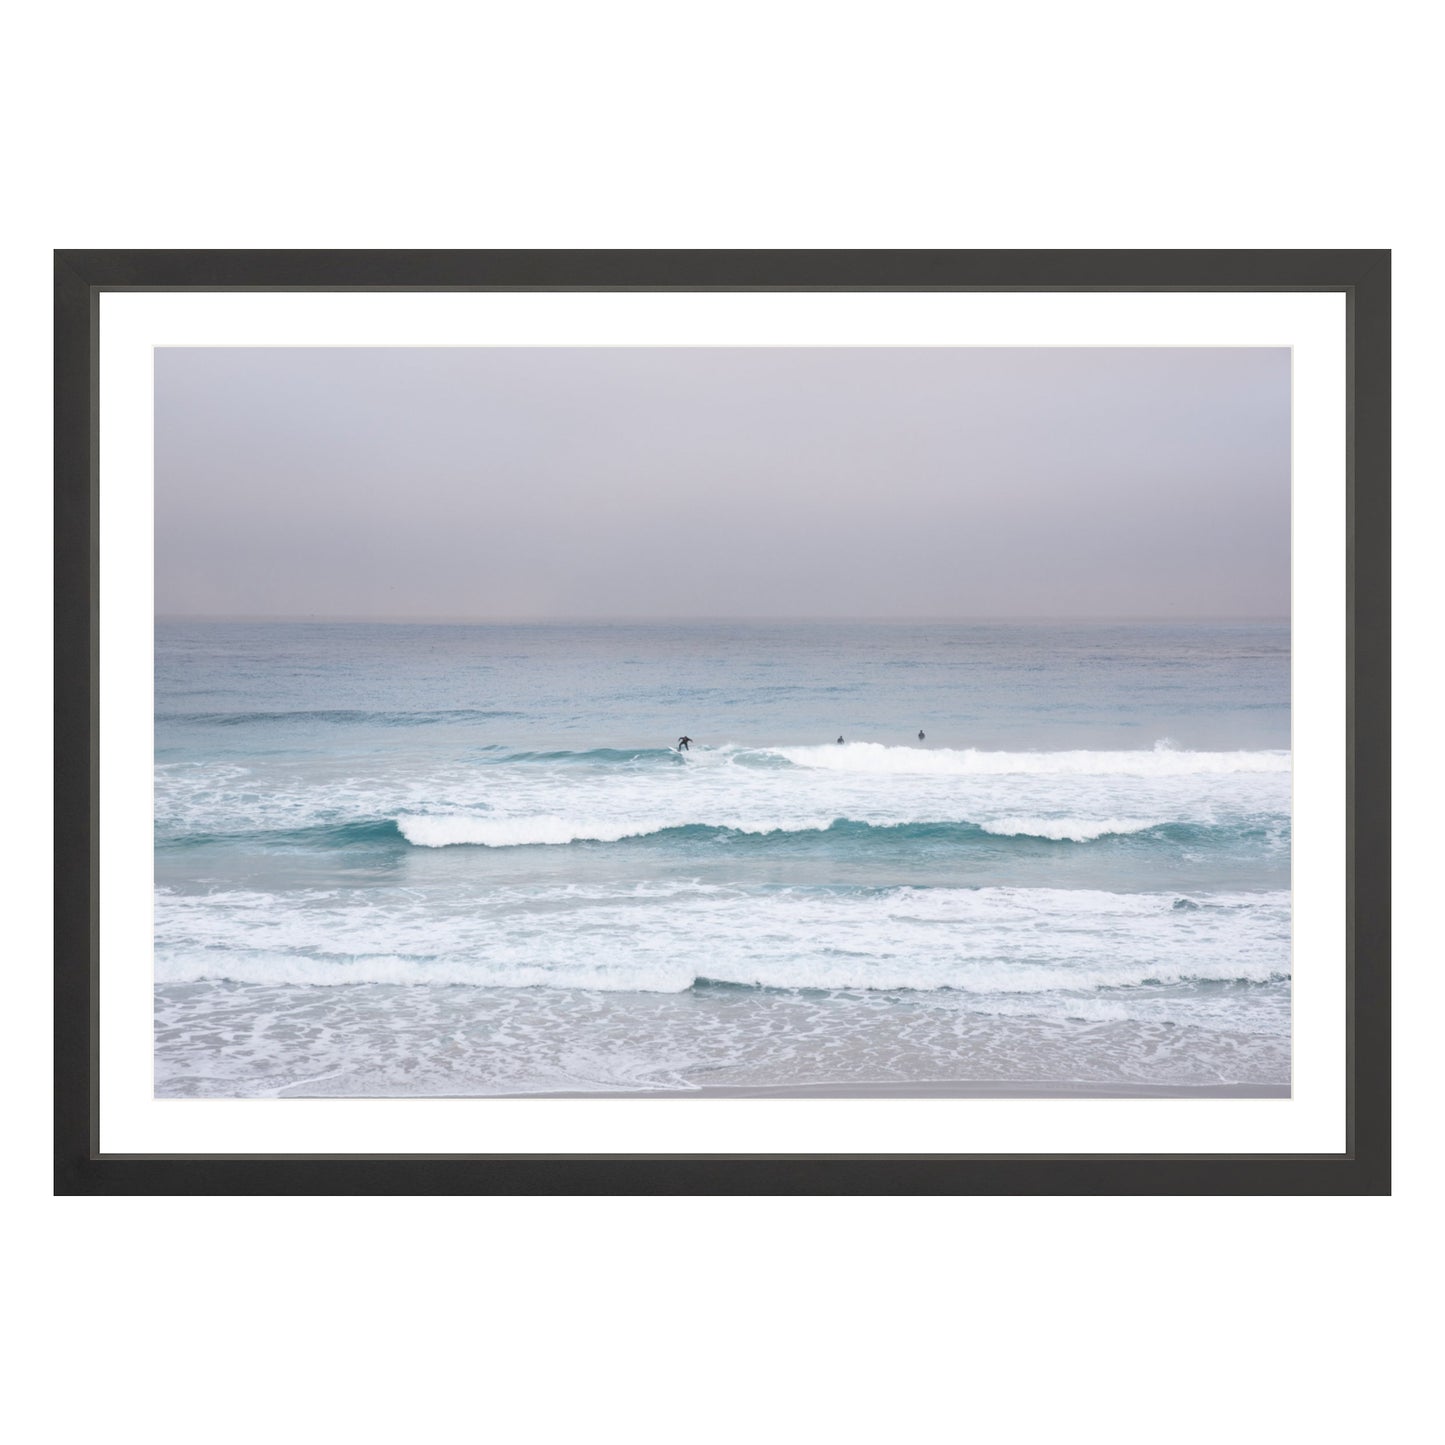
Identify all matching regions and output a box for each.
[5,4,1434,1441]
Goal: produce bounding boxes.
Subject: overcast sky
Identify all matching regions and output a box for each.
[155,347,1289,619]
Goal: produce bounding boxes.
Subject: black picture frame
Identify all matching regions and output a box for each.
[54,249,1390,1195]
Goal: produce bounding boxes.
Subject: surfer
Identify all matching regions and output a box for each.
[918,729,925,741]
[677,735,693,751]
[837,735,845,744]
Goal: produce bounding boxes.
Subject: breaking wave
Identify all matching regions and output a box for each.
[157,812,1286,852]
[394,813,1244,849]
[153,881,1291,997]
[154,950,1290,993]
[763,741,1291,777]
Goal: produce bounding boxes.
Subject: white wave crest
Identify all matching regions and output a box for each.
[979,816,1163,842]
[156,739,1292,846]
[397,809,1203,849]
[396,812,839,848]
[769,742,1291,777]
[400,813,652,848]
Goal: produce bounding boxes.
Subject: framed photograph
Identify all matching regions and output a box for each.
[54,250,1389,1194]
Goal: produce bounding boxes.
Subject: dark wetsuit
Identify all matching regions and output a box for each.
[677,736,692,751]
[918,730,925,741]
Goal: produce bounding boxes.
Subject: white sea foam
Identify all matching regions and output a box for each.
[397,810,1172,848]
[153,948,1290,994]
[767,742,1291,777]
[155,741,1292,847]
[395,811,842,849]
[154,883,1291,995]
[400,814,655,848]
[979,816,1164,842]
[153,978,1293,1097]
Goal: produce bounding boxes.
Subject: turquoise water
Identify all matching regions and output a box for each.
[154,620,1291,1095]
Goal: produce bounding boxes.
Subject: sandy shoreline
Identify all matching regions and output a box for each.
[275,1079,1289,1100]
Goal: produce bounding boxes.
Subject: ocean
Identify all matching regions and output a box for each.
[153,620,1291,1096]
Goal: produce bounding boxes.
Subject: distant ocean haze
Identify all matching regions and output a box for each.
[154,347,1291,621]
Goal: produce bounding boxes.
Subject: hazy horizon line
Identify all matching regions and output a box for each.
[155,612,1292,626]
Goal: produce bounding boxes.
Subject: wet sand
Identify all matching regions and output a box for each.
[473,1079,1291,1101]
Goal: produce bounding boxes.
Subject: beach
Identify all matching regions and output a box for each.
[504,1081,1291,1100]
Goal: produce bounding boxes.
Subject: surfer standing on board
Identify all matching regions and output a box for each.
[677,735,693,751]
